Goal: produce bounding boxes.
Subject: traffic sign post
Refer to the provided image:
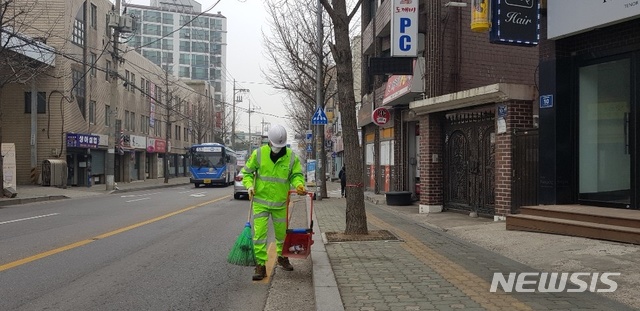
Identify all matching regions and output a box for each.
[305,130,313,143]
[310,106,327,201]
[311,107,328,125]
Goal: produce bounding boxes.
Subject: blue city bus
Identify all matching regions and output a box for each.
[188,143,237,187]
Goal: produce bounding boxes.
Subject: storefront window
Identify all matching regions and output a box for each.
[579,58,630,206]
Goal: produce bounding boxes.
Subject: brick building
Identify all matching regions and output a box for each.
[359,0,539,219]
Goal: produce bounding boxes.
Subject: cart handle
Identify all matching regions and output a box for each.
[285,190,314,231]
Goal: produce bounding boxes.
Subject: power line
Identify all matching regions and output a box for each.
[11,12,294,123]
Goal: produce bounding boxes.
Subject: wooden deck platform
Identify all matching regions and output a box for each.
[506,205,640,244]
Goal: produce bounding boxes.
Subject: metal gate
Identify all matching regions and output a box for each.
[511,128,539,213]
[444,111,495,216]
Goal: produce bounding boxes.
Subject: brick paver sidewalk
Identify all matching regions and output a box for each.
[314,198,634,311]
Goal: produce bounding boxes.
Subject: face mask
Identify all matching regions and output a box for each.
[271,146,282,153]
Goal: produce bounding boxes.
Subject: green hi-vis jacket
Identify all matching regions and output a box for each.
[241,145,305,209]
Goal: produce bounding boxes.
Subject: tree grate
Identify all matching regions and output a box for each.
[324,230,400,242]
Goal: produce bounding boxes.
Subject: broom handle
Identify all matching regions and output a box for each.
[247,199,253,223]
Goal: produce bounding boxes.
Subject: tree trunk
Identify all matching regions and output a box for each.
[329,0,368,235]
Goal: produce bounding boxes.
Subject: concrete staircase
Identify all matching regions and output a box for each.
[507,205,640,244]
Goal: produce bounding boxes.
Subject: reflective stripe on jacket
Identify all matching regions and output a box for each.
[241,145,304,209]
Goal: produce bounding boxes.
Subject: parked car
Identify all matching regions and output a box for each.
[233,173,249,200]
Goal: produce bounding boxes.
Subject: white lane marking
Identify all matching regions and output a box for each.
[178,190,194,194]
[121,192,161,198]
[125,197,150,203]
[190,192,206,197]
[0,213,60,225]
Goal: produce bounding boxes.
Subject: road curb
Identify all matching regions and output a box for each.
[0,195,68,208]
[311,207,345,311]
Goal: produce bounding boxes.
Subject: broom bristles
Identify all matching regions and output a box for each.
[227,222,256,266]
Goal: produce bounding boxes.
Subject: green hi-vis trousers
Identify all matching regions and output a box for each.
[252,204,287,265]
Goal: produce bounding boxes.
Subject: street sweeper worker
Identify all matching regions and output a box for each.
[241,124,306,281]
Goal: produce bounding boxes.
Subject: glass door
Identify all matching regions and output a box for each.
[578,57,632,208]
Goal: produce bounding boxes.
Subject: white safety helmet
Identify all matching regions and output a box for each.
[268,124,288,148]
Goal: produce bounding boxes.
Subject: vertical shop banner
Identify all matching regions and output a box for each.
[369,165,375,189]
[384,166,391,192]
[1,143,16,189]
[149,83,156,127]
[391,0,418,57]
[306,159,316,183]
[490,0,540,46]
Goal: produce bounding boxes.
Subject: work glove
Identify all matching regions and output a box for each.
[248,187,255,201]
[296,184,306,196]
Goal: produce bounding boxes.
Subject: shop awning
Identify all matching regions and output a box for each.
[409,83,535,115]
[382,57,425,107]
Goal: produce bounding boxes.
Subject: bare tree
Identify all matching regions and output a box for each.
[263,0,326,140]
[0,0,57,196]
[190,93,212,144]
[320,0,367,234]
[158,70,190,184]
[263,0,337,198]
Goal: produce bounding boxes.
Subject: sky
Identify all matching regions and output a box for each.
[124,0,295,143]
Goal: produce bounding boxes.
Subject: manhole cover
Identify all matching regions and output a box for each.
[324,230,399,242]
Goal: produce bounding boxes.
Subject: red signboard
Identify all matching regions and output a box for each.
[372,107,391,126]
[146,138,166,153]
[383,75,412,105]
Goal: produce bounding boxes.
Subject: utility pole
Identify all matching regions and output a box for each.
[231,81,249,149]
[248,98,252,153]
[314,0,324,201]
[106,0,121,191]
[231,80,236,148]
[260,118,270,136]
[164,70,171,184]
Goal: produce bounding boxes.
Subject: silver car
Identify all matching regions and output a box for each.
[233,173,249,200]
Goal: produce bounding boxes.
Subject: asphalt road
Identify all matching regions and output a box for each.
[0,185,312,311]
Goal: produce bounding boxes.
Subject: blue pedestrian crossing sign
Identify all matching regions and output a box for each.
[311,107,328,125]
[306,144,313,152]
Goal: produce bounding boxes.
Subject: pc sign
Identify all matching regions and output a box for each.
[391,0,418,57]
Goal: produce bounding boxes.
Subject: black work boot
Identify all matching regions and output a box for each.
[252,265,266,281]
[277,256,294,271]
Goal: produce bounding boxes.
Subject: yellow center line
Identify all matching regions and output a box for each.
[0,196,230,272]
[367,213,533,311]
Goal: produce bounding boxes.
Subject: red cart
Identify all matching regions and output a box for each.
[281,190,314,259]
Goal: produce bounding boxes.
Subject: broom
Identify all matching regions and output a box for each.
[227,199,256,266]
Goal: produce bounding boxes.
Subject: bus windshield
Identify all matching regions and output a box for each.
[191,146,226,169]
[192,152,225,168]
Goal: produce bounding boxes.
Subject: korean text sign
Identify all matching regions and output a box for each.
[391,0,418,57]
